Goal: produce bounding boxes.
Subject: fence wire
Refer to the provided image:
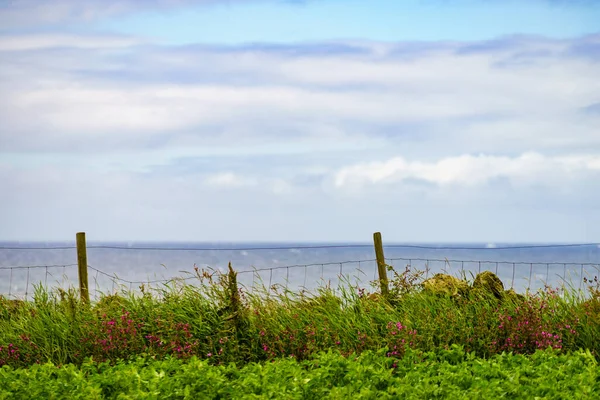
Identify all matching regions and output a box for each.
[1,256,599,301]
[2,242,599,251]
[0,264,78,300]
[385,257,600,293]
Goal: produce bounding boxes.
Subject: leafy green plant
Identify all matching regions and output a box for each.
[1,348,598,399]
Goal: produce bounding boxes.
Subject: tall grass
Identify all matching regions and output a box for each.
[1,265,599,368]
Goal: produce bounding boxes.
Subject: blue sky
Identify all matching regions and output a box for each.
[0,0,599,242]
[95,0,600,44]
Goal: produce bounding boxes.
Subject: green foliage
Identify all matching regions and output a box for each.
[0,267,599,369]
[0,348,598,399]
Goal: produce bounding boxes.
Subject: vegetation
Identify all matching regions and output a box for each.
[1,265,599,369]
[1,346,598,399]
[1,265,599,397]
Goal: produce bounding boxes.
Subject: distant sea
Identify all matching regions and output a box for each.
[1,242,599,300]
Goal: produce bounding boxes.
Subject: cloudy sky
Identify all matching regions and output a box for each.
[1,0,599,243]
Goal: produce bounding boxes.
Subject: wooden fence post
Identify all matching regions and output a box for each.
[373,232,389,297]
[76,232,90,304]
[228,262,240,315]
[226,262,243,333]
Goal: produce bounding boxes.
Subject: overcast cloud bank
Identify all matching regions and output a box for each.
[1,3,599,242]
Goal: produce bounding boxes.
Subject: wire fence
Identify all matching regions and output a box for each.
[1,257,599,301]
[80,259,381,301]
[0,263,79,300]
[1,239,599,301]
[385,257,600,293]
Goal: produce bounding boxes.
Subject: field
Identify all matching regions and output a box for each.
[1,266,600,398]
[1,347,598,399]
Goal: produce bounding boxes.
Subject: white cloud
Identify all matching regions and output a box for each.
[0,0,255,27]
[205,172,257,187]
[1,161,598,242]
[0,33,598,158]
[334,152,600,188]
[1,33,599,241]
[270,179,293,195]
[0,34,146,51]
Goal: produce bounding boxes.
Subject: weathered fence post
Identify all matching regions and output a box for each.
[227,262,240,316]
[373,232,389,297]
[76,232,90,304]
[226,262,244,334]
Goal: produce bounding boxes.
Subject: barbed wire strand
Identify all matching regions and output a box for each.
[0,246,77,250]
[385,257,598,266]
[88,265,201,286]
[511,263,516,289]
[8,267,13,298]
[303,266,307,291]
[0,263,78,270]
[237,259,377,274]
[94,269,99,300]
[529,263,533,291]
[269,269,273,292]
[2,242,599,251]
[367,260,376,281]
[25,267,30,299]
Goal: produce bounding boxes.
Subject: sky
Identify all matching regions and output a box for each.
[0,0,599,243]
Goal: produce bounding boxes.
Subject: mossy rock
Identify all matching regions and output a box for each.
[367,292,382,302]
[503,289,526,304]
[422,274,469,297]
[473,271,504,299]
[300,293,342,310]
[355,292,395,312]
[94,294,129,313]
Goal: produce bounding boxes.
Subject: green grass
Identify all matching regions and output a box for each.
[1,265,599,369]
[1,347,598,399]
